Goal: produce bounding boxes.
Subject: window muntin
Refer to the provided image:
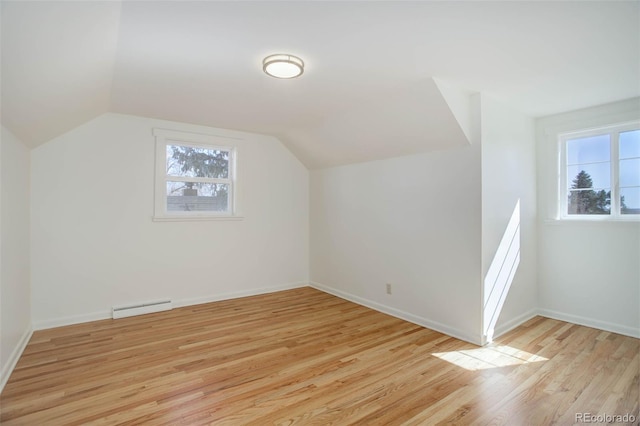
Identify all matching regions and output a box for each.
[560,122,640,219]
[154,129,239,220]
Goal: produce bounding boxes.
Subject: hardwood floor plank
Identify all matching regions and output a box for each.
[1,287,638,425]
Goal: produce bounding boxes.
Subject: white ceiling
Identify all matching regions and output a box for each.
[2,1,638,168]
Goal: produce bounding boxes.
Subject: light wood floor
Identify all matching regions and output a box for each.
[1,287,638,425]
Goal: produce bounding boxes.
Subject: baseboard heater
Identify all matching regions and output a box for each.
[112,299,173,319]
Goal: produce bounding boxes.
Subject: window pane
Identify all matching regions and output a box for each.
[567,164,610,190]
[166,182,229,212]
[621,187,640,214]
[567,134,610,165]
[620,158,640,187]
[619,130,640,159]
[166,145,229,178]
[567,189,611,215]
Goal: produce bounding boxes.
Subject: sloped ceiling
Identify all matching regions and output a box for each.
[2,1,638,168]
[0,2,121,147]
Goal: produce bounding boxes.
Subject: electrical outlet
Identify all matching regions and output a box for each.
[386,283,392,295]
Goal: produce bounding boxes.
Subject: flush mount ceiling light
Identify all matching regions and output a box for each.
[263,54,304,79]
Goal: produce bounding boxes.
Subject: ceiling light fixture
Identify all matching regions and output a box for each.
[263,54,304,79]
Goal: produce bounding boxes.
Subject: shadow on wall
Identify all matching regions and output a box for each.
[483,200,521,343]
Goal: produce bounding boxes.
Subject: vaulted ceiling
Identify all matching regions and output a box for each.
[2,1,638,168]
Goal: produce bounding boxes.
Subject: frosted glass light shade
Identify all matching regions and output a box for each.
[263,54,304,79]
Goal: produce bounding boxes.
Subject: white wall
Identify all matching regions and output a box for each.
[310,132,483,344]
[30,113,309,328]
[309,94,542,345]
[480,96,537,341]
[1,126,32,391]
[537,98,640,338]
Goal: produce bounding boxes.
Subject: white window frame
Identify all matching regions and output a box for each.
[558,120,640,221]
[153,128,243,221]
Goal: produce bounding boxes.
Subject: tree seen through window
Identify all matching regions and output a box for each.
[166,145,231,212]
[568,170,628,215]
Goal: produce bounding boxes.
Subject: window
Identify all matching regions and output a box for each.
[559,121,640,219]
[153,129,241,221]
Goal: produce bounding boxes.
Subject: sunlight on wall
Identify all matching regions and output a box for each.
[484,200,521,343]
[432,345,547,371]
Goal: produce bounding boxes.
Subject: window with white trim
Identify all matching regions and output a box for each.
[153,129,240,221]
[559,121,640,219]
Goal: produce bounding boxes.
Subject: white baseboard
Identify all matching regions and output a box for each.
[1,325,33,394]
[33,281,309,331]
[173,281,308,308]
[492,308,538,340]
[33,310,112,331]
[310,281,482,346]
[537,308,640,339]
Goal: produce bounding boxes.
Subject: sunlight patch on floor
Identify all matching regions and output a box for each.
[432,345,548,371]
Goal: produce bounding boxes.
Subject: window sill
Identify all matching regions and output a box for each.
[153,215,244,222]
[543,217,639,226]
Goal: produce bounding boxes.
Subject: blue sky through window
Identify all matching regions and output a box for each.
[567,135,610,190]
[619,130,640,211]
